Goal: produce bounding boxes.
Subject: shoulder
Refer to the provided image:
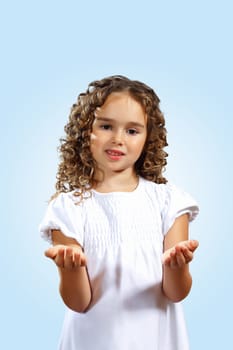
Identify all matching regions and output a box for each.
[140,178,198,210]
[140,177,191,194]
[49,190,86,209]
[139,177,173,199]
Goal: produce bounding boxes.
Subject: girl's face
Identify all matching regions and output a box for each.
[90,92,147,179]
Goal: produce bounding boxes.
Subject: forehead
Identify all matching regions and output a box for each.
[95,92,146,120]
[102,91,142,107]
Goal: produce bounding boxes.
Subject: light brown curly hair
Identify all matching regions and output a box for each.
[54,75,168,199]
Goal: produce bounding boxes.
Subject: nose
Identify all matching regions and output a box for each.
[111,130,124,145]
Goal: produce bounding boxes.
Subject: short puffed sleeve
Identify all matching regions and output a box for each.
[39,192,84,246]
[161,183,199,236]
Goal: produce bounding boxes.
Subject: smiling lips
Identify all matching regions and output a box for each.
[106,149,125,156]
[106,149,125,160]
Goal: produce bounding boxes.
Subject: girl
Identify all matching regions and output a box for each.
[39,75,199,350]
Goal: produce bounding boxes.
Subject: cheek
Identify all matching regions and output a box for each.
[90,132,102,154]
[132,136,147,151]
[90,133,96,153]
[90,132,98,143]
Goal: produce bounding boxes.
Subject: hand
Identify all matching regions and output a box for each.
[162,240,199,269]
[45,245,87,270]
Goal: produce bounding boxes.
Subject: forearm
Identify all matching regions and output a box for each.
[162,264,192,302]
[58,266,92,312]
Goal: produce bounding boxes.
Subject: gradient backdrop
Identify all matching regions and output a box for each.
[1,0,232,349]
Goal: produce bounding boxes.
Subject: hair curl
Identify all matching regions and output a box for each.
[54,75,168,199]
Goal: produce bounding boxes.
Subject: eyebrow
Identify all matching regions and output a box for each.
[95,117,145,129]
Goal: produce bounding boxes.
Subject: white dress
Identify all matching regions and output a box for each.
[39,177,199,350]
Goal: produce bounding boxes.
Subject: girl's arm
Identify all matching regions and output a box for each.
[162,214,199,302]
[45,230,92,313]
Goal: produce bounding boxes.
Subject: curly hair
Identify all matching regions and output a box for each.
[54,75,168,199]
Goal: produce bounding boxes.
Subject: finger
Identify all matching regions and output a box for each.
[181,246,194,263]
[162,250,169,265]
[163,257,171,266]
[73,251,87,267]
[170,249,179,269]
[170,256,178,269]
[191,240,199,251]
[80,254,87,267]
[54,248,66,268]
[186,240,199,252]
[162,253,170,266]
[45,245,65,259]
[79,250,88,266]
[64,248,75,269]
[73,251,81,267]
[175,246,186,267]
[44,247,56,259]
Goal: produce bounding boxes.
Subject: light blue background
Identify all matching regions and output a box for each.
[1,0,232,349]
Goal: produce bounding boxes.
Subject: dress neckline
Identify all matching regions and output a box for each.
[91,177,142,196]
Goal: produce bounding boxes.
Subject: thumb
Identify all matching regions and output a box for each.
[44,247,57,259]
[188,239,199,252]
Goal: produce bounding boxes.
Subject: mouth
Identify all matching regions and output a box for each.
[105,149,125,160]
[106,149,125,156]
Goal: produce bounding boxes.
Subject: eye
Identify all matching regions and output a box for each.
[127,128,139,135]
[100,124,112,130]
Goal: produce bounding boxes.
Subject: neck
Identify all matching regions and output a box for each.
[93,170,139,193]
